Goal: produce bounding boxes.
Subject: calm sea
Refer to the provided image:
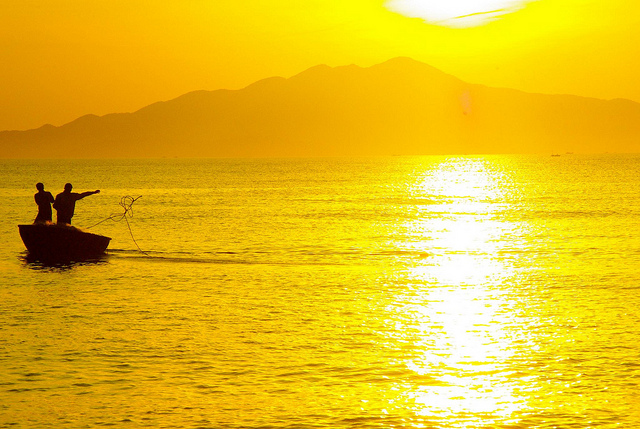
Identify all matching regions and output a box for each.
[1,155,640,428]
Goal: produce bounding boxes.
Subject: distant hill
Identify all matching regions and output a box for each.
[2,57,640,158]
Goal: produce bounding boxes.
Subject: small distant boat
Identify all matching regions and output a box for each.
[18,223,111,262]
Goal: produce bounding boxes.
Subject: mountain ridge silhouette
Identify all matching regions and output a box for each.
[2,57,639,158]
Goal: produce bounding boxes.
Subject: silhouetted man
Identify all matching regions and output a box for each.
[54,183,100,225]
[34,182,54,223]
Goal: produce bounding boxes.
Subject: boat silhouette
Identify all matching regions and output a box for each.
[18,223,111,262]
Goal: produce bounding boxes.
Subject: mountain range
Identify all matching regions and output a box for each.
[2,57,639,158]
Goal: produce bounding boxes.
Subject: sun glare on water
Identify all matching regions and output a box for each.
[385,0,532,27]
[388,158,536,424]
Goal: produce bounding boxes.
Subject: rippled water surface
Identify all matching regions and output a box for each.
[1,155,640,428]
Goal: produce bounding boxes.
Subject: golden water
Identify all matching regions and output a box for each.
[1,155,639,427]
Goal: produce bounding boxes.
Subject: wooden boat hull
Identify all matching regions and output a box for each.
[18,224,111,261]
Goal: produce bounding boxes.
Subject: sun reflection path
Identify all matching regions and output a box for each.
[392,157,532,426]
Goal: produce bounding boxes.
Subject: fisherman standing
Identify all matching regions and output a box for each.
[33,183,55,223]
[54,183,100,225]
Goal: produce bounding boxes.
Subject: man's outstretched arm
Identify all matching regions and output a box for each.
[77,190,100,200]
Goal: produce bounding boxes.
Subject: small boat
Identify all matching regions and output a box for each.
[18,223,111,262]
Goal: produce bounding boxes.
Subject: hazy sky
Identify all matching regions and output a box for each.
[2,0,639,131]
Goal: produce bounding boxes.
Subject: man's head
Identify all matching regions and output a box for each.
[64,183,73,192]
[36,183,44,191]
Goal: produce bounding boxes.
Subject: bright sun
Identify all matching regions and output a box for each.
[385,0,531,28]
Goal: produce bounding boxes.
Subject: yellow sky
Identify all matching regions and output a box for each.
[1,0,639,131]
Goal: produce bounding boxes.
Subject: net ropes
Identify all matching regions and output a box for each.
[86,195,149,256]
